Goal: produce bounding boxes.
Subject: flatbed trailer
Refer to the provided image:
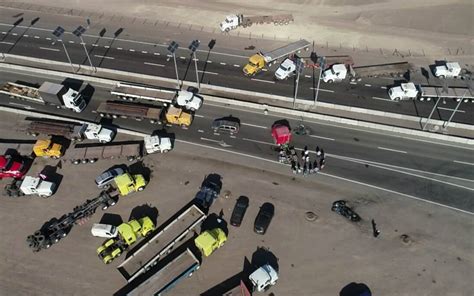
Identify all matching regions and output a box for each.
[352,62,414,78]
[0,82,44,104]
[24,121,81,139]
[262,39,310,65]
[122,248,200,296]
[63,143,142,164]
[95,101,163,124]
[117,204,206,283]
[111,82,177,105]
[420,86,474,101]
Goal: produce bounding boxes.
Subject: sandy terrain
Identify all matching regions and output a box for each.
[1,0,472,59]
[0,111,472,295]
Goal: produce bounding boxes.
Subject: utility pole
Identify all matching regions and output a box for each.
[167,41,180,89]
[52,26,75,72]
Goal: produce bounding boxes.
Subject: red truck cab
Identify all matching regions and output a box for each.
[271,124,292,146]
[0,155,28,179]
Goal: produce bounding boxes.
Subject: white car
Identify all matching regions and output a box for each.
[91,223,118,238]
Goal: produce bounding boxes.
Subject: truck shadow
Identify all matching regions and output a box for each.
[128,161,151,183]
[39,165,63,192]
[99,213,123,226]
[129,204,159,226]
[80,84,95,105]
[251,246,279,272]
[200,213,228,237]
[61,77,84,92]
[339,282,372,296]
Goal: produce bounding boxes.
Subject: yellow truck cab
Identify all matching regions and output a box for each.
[243,54,265,76]
[114,173,146,196]
[165,106,193,128]
[194,228,227,257]
[32,139,63,158]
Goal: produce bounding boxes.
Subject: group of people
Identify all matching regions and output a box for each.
[278,145,326,175]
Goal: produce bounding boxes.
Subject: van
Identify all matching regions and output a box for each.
[211,119,240,134]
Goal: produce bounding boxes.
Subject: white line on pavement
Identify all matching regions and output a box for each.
[92,44,98,47]
[23,34,28,37]
[233,64,240,67]
[94,55,114,60]
[117,47,122,50]
[140,50,147,54]
[153,52,160,55]
[251,78,275,84]
[206,60,212,63]
[364,84,372,87]
[166,54,172,58]
[241,122,267,129]
[350,82,357,85]
[453,160,474,166]
[11,32,17,36]
[179,56,186,59]
[33,36,40,39]
[305,75,311,78]
[438,107,465,113]
[378,146,407,154]
[381,86,387,89]
[309,87,335,93]
[194,114,205,118]
[45,37,51,40]
[372,96,395,102]
[129,49,135,52]
[220,62,226,65]
[261,69,268,72]
[0,41,14,45]
[68,41,74,44]
[197,129,204,133]
[39,47,60,52]
[309,135,335,141]
[197,70,218,75]
[144,62,165,67]
[104,45,110,49]
[8,102,34,109]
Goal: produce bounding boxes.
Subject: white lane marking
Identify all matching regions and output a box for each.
[141,50,147,54]
[144,62,165,67]
[23,34,28,37]
[206,60,212,63]
[1,31,5,34]
[92,44,98,47]
[197,129,204,133]
[34,35,40,39]
[261,69,268,72]
[378,146,407,154]
[129,49,135,52]
[194,114,205,118]
[166,54,172,58]
[240,122,267,129]
[309,135,335,141]
[242,138,274,145]
[176,138,473,215]
[305,75,311,78]
[39,47,60,52]
[372,96,395,102]
[350,82,357,85]
[213,132,220,136]
[233,64,240,67]
[309,87,334,93]
[0,41,14,45]
[200,137,232,147]
[364,84,372,87]
[68,40,74,44]
[8,102,34,109]
[381,86,387,89]
[179,56,186,60]
[200,137,221,143]
[230,135,236,138]
[11,32,17,36]
[117,47,122,50]
[45,37,51,40]
[220,62,226,65]
[104,45,110,49]
[438,107,465,113]
[94,55,114,60]
[153,52,160,56]
[454,160,474,166]
[251,78,275,84]
[197,70,218,75]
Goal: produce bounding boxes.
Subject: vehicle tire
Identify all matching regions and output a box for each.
[137,186,145,192]
[116,252,121,257]
[190,107,196,112]
[225,28,230,32]
[72,159,80,165]
[274,22,278,26]
[89,158,97,163]
[82,159,89,164]
[61,232,67,237]
[51,156,59,159]
[439,75,445,79]
[99,113,105,117]
[394,97,400,101]
[110,201,116,206]
[127,156,135,162]
[161,149,169,153]
[45,242,51,249]
[40,194,49,199]
[328,79,334,83]
[99,140,107,144]
[188,272,193,277]
[105,259,112,264]
[102,204,108,210]
[284,21,289,25]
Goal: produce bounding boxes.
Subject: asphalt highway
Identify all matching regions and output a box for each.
[0,21,473,125]
[1,70,473,213]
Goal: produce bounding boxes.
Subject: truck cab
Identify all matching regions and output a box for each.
[434,62,461,78]
[0,155,27,179]
[322,64,348,83]
[114,173,146,196]
[165,106,193,128]
[243,54,265,76]
[32,139,63,158]
[82,124,115,143]
[249,264,279,292]
[63,88,87,113]
[275,58,296,80]
[194,228,227,257]
[220,15,239,32]
[388,82,418,101]
[175,90,203,111]
[144,135,172,154]
[19,176,56,197]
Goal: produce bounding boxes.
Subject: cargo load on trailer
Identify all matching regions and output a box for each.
[25,121,114,143]
[220,14,293,32]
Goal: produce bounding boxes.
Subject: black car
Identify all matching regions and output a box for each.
[331,200,361,222]
[254,202,274,234]
[230,196,249,227]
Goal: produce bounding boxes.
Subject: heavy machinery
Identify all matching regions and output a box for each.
[4,176,56,198]
[113,172,147,196]
[117,204,206,283]
[111,82,203,111]
[62,142,142,165]
[388,82,474,102]
[144,135,172,154]
[243,40,310,76]
[26,190,118,252]
[32,139,63,158]
[194,228,227,257]
[25,121,114,143]
[0,154,28,179]
[0,81,86,112]
[97,217,155,264]
[220,14,293,32]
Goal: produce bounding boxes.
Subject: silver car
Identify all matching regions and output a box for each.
[95,167,125,188]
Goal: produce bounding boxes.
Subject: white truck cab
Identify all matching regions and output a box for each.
[20,176,56,197]
[388,82,418,100]
[63,88,87,113]
[434,62,461,78]
[175,90,203,111]
[322,64,348,83]
[275,58,296,80]
[82,124,115,143]
[91,223,118,238]
[144,135,172,154]
[220,15,239,32]
[249,264,279,292]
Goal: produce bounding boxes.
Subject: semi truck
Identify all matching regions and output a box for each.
[97,217,155,264]
[25,121,115,143]
[27,190,118,252]
[111,82,203,111]
[144,135,172,154]
[0,81,87,112]
[434,62,461,78]
[117,204,206,283]
[388,82,474,102]
[3,176,56,198]
[243,39,310,76]
[113,172,147,196]
[62,142,142,165]
[223,265,279,295]
[220,14,293,32]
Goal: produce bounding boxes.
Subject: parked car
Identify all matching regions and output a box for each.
[95,167,125,188]
[211,118,240,134]
[254,202,274,234]
[230,196,249,227]
[331,200,361,222]
[91,223,118,238]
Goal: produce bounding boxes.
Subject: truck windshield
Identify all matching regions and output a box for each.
[2,157,13,170]
[249,61,257,67]
[279,66,288,71]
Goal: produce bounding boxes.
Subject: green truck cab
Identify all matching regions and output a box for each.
[114,173,146,196]
[194,228,227,257]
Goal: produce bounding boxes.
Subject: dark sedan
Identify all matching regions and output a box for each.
[254,202,274,234]
[230,196,249,227]
[331,200,361,222]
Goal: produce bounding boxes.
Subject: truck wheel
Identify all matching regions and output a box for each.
[328,79,334,83]
[439,75,445,79]
[102,204,108,210]
[225,28,230,32]
[105,259,112,264]
[82,159,89,164]
[394,97,400,101]
[72,160,80,165]
[274,22,278,26]
[89,158,97,163]
[127,156,135,162]
[149,119,156,124]
[40,194,49,199]
[161,149,169,153]
[189,107,196,112]
[284,21,289,25]
[242,24,247,28]
[99,113,105,117]
[137,186,145,192]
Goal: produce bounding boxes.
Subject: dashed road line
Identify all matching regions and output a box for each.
[34,35,40,39]
[381,86,387,89]
[141,50,148,54]
[179,56,186,60]
[438,107,465,113]
[166,54,172,58]
[372,96,395,102]
[104,45,110,49]
[233,64,240,67]
[261,69,268,72]
[68,40,74,43]
[309,135,335,141]
[94,55,114,60]
[377,146,407,154]
[364,84,372,87]
[0,41,14,45]
[251,78,275,84]
[92,44,98,47]
[144,62,165,67]
[305,75,311,78]
[39,47,60,52]
[240,122,267,129]
[453,160,474,166]
[230,135,236,138]
[11,32,17,36]
[309,87,334,93]
[45,37,51,40]
[129,49,135,52]
[117,47,122,50]
[206,60,212,63]
[350,82,357,85]
[220,62,227,65]
[23,34,29,37]
[153,52,160,56]
[197,129,204,133]
[194,114,205,118]
[197,70,218,75]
